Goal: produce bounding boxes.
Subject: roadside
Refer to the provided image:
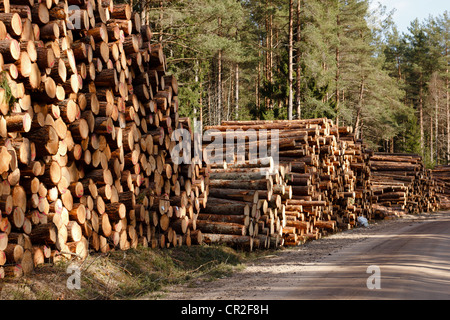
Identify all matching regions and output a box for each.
[1,212,444,300]
[0,234,260,300]
[150,212,446,300]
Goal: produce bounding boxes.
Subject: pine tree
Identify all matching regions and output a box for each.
[132,0,442,155]
[296,0,336,119]
[288,0,294,120]
[403,19,436,155]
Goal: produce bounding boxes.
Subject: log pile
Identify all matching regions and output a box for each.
[199,155,288,251]
[368,153,439,218]
[200,119,442,250]
[0,0,205,279]
[331,127,373,222]
[201,118,373,249]
[431,165,450,210]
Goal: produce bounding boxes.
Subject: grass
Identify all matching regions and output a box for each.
[0,71,16,108]
[0,244,273,300]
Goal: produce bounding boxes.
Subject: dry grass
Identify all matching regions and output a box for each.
[0,244,263,300]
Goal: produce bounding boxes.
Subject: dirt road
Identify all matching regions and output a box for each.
[156,212,450,300]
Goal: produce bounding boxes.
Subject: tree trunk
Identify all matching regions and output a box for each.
[218,49,222,125]
[199,63,204,125]
[194,59,199,119]
[354,78,365,140]
[227,67,233,121]
[288,0,294,120]
[447,45,449,164]
[201,233,253,251]
[158,1,164,43]
[195,220,247,236]
[257,45,261,119]
[235,62,239,120]
[269,2,273,110]
[295,0,302,119]
[217,17,222,125]
[335,10,341,128]
[436,87,439,164]
[431,110,434,163]
[419,73,424,154]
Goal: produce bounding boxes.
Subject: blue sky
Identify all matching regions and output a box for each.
[370,0,449,34]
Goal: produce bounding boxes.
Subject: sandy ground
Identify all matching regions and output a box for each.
[152,211,450,300]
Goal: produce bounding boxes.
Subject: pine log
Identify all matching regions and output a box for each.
[195,220,247,236]
[201,233,253,251]
[29,223,57,244]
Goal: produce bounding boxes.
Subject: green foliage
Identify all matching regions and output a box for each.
[380,12,450,161]
[0,72,17,109]
[136,0,448,159]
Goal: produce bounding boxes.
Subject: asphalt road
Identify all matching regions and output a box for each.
[279,212,450,300]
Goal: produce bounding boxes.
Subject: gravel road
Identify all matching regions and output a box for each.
[155,211,450,300]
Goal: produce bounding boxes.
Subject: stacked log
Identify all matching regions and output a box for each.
[0,0,204,278]
[161,116,209,249]
[337,128,373,221]
[201,118,373,248]
[368,153,439,218]
[198,155,287,251]
[430,165,450,210]
[276,118,339,243]
[0,0,68,277]
[280,120,369,240]
[196,117,443,251]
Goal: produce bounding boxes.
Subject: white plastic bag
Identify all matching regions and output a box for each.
[357,216,369,228]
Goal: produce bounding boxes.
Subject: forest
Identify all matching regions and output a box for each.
[127,0,449,168]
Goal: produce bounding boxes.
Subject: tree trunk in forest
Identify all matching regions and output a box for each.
[257,44,261,120]
[218,51,222,124]
[335,13,341,128]
[447,77,449,164]
[200,68,203,125]
[266,0,273,111]
[217,17,223,125]
[431,110,434,164]
[436,87,439,164]
[159,1,164,43]
[208,73,212,125]
[265,11,269,111]
[194,59,199,119]
[397,55,402,81]
[235,29,239,120]
[235,62,239,120]
[354,79,365,140]
[419,74,424,155]
[295,0,301,119]
[288,0,294,120]
[447,45,449,164]
[227,68,233,121]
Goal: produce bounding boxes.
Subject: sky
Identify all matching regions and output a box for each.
[370,0,449,34]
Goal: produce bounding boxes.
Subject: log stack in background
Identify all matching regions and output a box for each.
[200,119,441,250]
[430,165,450,210]
[367,153,439,218]
[335,127,373,221]
[201,118,375,249]
[0,0,207,279]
